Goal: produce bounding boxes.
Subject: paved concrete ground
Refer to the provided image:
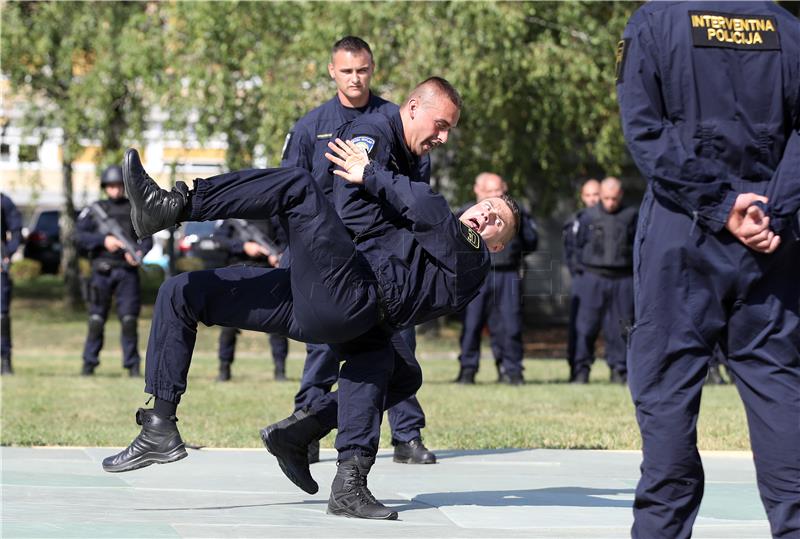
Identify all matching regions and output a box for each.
[2,447,770,538]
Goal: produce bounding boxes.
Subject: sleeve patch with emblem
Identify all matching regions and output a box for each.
[688,11,780,50]
[460,221,481,249]
[351,135,377,154]
[281,132,293,160]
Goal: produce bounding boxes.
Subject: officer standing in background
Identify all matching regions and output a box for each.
[1,193,23,375]
[563,179,600,382]
[214,218,288,382]
[282,36,435,466]
[456,172,538,385]
[76,165,152,377]
[618,2,799,537]
[572,177,636,384]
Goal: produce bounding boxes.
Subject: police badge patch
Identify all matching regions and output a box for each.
[460,221,481,249]
[351,135,376,154]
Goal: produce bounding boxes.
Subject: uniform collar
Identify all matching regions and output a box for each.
[387,110,418,167]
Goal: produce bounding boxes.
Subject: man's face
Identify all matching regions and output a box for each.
[474,174,506,202]
[328,49,374,105]
[581,181,600,208]
[600,185,623,213]
[105,183,124,200]
[459,196,514,253]
[404,96,460,156]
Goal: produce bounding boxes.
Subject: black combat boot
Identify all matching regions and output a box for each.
[102,408,187,473]
[455,367,476,385]
[571,368,589,384]
[327,455,398,520]
[216,362,231,382]
[260,409,331,494]
[81,363,96,377]
[307,438,320,464]
[502,372,524,386]
[274,363,287,382]
[1,357,12,376]
[393,438,436,464]
[123,148,190,238]
[127,363,141,378]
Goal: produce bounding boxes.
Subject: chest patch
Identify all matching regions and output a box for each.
[460,221,481,250]
[689,11,780,50]
[351,135,376,154]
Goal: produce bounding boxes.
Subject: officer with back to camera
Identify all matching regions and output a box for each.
[214,217,288,382]
[1,193,23,375]
[76,165,152,376]
[455,172,538,385]
[572,176,636,384]
[281,36,435,466]
[617,2,800,537]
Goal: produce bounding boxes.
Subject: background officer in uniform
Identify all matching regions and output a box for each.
[282,36,435,466]
[76,165,152,377]
[572,177,636,384]
[562,178,600,382]
[456,172,538,385]
[1,193,23,375]
[618,2,799,537]
[214,218,288,382]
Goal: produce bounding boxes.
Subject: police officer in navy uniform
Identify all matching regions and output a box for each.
[562,179,600,382]
[103,112,519,520]
[571,177,636,384]
[76,165,152,377]
[456,172,538,385]
[617,2,799,537]
[214,218,288,382]
[1,193,23,375]
[282,36,435,466]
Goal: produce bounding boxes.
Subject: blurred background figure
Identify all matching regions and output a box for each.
[455,172,538,385]
[1,193,23,375]
[563,178,600,382]
[214,218,288,382]
[75,166,152,377]
[571,177,636,384]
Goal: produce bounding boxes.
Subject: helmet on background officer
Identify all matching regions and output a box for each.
[100,165,125,200]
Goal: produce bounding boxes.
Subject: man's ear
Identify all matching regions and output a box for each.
[408,98,419,120]
[327,63,335,79]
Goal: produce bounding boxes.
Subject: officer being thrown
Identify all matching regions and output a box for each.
[76,165,152,377]
[102,137,519,520]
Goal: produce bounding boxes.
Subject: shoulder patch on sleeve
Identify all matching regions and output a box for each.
[351,135,377,155]
[688,11,780,51]
[78,207,91,219]
[460,221,481,250]
[615,39,629,83]
[281,132,293,161]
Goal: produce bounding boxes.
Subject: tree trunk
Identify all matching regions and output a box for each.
[60,158,83,310]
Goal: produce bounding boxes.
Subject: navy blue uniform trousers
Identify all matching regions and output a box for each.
[83,266,142,368]
[144,167,420,459]
[629,189,800,538]
[458,269,524,377]
[295,327,426,443]
[572,270,633,377]
[218,327,288,368]
[1,271,11,360]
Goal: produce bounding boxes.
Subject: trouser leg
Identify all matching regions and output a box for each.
[603,275,633,376]
[189,167,381,344]
[218,327,238,364]
[114,268,142,369]
[573,271,605,376]
[491,270,524,377]
[269,334,288,368]
[82,271,112,366]
[387,328,426,443]
[294,343,340,412]
[1,271,11,361]
[457,279,490,372]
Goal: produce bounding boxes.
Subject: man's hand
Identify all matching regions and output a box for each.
[243,241,270,259]
[725,193,781,254]
[124,251,141,267]
[104,235,125,252]
[325,138,369,184]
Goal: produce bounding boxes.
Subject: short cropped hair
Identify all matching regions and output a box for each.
[410,76,463,110]
[500,193,521,236]
[331,36,373,62]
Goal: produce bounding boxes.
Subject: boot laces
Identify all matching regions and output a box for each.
[344,466,379,505]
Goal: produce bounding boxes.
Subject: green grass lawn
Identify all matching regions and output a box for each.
[1,276,751,451]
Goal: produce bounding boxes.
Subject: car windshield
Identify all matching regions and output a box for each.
[35,211,60,235]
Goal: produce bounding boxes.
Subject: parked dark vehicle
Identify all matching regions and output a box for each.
[176,220,227,269]
[23,207,62,274]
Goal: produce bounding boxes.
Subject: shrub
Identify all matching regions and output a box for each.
[9,259,42,281]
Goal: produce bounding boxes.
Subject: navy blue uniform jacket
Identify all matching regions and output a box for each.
[617,1,800,236]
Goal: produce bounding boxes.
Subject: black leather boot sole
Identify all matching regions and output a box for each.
[260,417,319,494]
[102,409,188,473]
[103,444,187,473]
[327,503,399,520]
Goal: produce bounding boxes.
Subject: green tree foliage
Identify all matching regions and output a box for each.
[2,1,164,308]
[160,1,635,208]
